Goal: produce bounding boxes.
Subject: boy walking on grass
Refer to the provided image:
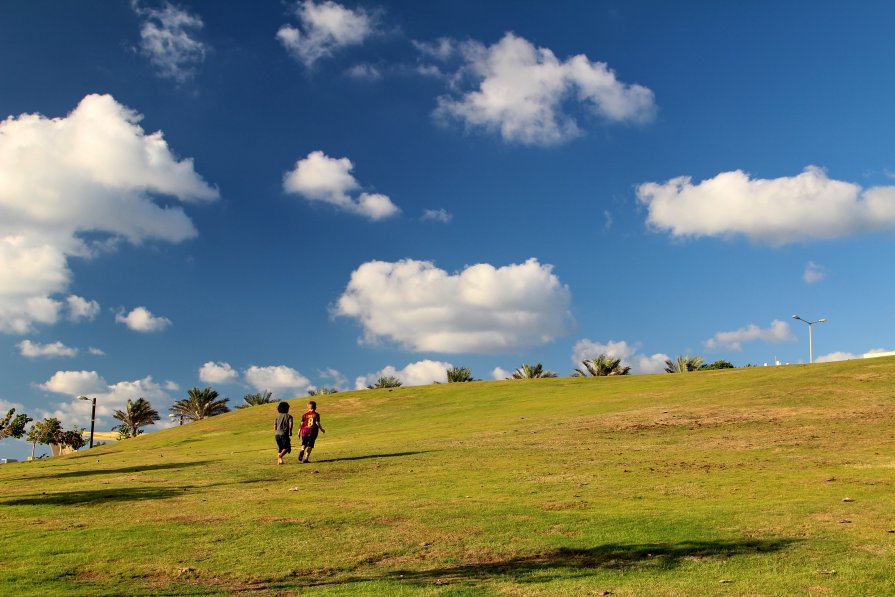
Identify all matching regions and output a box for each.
[298,400,325,463]
[274,401,293,465]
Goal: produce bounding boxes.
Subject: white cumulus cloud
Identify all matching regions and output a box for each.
[803,261,827,283]
[0,94,217,334]
[637,166,895,245]
[490,366,512,380]
[571,338,668,374]
[38,370,108,396]
[434,33,655,146]
[115,306,172,332]
[355,359,453,389]
[66,295,100,322]
[244,365,311,398]
[39,370,172,429]
[133,1,208,82]
[704,320,796,352]
[317,367,349,391]
[18,339,78,358]
[335,258,575,353]
[277,0,375,68]
[816,352,858,363]
[421,208,453,223]
[283,151,400,220]
[198,361,239,384]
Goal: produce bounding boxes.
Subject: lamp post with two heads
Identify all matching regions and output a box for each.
[792,314,827,364]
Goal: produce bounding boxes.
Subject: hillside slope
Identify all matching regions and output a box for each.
[2,359,894,596]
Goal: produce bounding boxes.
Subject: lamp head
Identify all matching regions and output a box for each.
[78,395,89,401]
[791,314,800,320]
[818,318,827,323]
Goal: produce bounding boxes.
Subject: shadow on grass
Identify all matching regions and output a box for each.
[315,450,436,463]
[11,461,211,481]
[293,538,799,589]
[1,486,186,506]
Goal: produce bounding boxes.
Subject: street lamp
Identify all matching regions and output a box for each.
[77,395,96,448]
[792,314,828,364]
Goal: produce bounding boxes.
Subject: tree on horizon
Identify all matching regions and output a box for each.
[510,363,557,379]
[236,391,273,409]
[665,355,705,373]
[308,387,338,396]
[112,398,160,438]
[446,367,475,382]
[573,354,631,377]
[169,387,230,422]
[367,376,402,389]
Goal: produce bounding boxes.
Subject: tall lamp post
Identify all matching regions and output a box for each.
[78,395,96,448]
[792,314,827,364]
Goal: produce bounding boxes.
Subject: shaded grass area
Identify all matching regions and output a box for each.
[1,358,894,595]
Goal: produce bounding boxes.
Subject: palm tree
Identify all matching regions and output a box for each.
[308,387,337,396]
[664,355,705,373]
[573,354,631,377]
[446,366,475,383]
[510,363,557,379]
[236,391,273,409]
[169,387,230,422]
[367,376,402,389]
[112,397,160,438]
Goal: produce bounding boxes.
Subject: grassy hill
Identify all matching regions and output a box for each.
[2,358,894,596]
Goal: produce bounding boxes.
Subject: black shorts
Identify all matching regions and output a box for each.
[276,434,291,453]
[301,433,317,448]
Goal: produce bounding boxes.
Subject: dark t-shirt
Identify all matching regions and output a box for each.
[300,410,320,438]
[275,413,292,436]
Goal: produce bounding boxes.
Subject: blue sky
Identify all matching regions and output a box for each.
[3,1,895,458]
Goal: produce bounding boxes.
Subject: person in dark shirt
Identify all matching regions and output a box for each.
[273,401,293,465]
[298,400,325,463]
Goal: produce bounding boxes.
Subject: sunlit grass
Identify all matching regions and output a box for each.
[2,358,894,595]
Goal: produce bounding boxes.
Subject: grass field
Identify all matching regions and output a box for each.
[2,358,894,596]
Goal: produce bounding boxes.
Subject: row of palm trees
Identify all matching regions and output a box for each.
[117,355,737,434]
[115,385,347,436]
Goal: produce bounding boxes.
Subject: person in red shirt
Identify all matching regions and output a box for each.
[298,401,325,463]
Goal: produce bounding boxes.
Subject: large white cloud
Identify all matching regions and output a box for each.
[704,320,796,352]
[0,94,217,334]
[18,339,77,358]
[38,370,109,396]
[244,365,312,398]
[38,370,172,429]
[571,338,668,374]
[283,151,400,220]
[115,306,172,332]
[335,258,575,353]
[133,1,208,82]
[355,359,453,390]
[198,361,239,385]
[637,166,895,245]
[434,33,655,146]
[277,0,375,68]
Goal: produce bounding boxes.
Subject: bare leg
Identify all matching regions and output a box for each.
[277,448,287,464]
[303,447,313,463]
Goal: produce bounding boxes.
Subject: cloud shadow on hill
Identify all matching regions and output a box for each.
[290,538,799,589]
[10,461,212,481]
[315,450,436,463]
[2,486,187,506]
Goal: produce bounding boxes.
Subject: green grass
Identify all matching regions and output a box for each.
[2,358,894,596]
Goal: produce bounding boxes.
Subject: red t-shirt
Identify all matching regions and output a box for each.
[300,410,320,437]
